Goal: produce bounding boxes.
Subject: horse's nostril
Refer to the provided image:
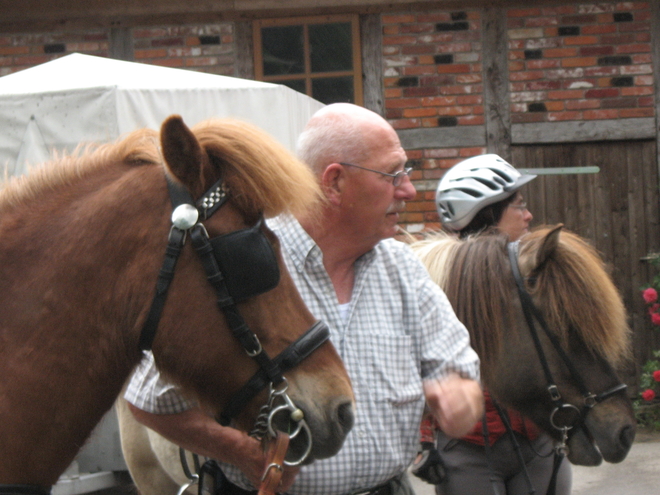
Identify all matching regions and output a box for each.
[619,425,635,450]
[337,400,355,434]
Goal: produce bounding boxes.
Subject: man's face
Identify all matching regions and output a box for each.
[340,126,416,244]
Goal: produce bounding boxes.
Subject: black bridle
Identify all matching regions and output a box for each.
[505,241,628,495]
[139,174,330,463]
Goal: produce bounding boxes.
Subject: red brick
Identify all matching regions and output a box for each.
[621,86,654,96]
[525,17,558,27]
[385,88,403,98]
[635,75,654,85]
[386,97,423,108]
[457,95,483,105]
[638,96,655,107]
[390,119,420,130]
[541,5,576,15]
[402,65,436,76]
[581,24,617,35]
[438,106,473,116]
[616,43,652,54]
[545,101,565,111]
[382,35,418,45]
[437,64,472,74]
[456,74,482,84]
[566,99,601,110]
[403,107,438,118]
[510,71,544,81]
[458,115,485,125]
[620,64,653,75]
[580,46,615,57]
[617,22,650,33]
[548,89,584,99]
[402,45,437,55]
[619,107,654,118]
[383,25,400,35]
[403,87,440,97]
[509,61,525,71]
[632,54,652,64]
[527,59,561,69]
[0,46,30,55]
[547,111,582,121]
[583,109,619,120]
[562,57,598,68]
[585,88,619,98]
[134,48,168,58]
[422,96,457,106]
[564,36,599,46]
[440,85,483,95]
[400,24,435,34]
[544,48,578,58]
[601,97,638,109]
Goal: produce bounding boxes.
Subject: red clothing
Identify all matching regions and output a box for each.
[420,390,539,446]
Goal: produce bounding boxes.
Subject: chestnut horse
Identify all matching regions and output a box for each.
[0,115,354,492]
[411,226,635,466]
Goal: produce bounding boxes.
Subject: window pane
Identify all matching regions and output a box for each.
[279,79,306,95]
[261,25,304,76]
[312,76,354,104]
[309,22,352,73]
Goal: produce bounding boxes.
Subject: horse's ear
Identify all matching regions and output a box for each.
[534,224,563,268]
[160,115,205,197]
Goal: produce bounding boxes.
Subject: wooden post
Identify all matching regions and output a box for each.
[235,21,255,80]
[360,14,384,116]
[109,27,134,61]
[482,7,511,161]
[652,0,660,192]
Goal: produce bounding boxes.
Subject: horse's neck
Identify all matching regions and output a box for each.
[0,165,166,485]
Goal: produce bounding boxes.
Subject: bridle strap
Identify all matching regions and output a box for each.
[258,431,290,495]
[219,321,329,426]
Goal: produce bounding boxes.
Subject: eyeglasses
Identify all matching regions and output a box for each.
[508,202,528,211]
[339,162,413,187]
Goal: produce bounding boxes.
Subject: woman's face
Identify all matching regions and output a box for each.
[497,192,533,241]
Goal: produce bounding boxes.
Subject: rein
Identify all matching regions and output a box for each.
[140,174,329,462]
[505,241,627,495]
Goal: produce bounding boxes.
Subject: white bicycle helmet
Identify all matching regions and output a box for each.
[436,154,536,231]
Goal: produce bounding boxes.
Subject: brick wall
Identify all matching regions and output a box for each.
[133,24,235,75]
[381,10,488,232]
[381,1,654,233]
[508,2,653,124]
[0,30,108,76]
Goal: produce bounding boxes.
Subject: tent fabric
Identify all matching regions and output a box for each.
[0,53,324,177]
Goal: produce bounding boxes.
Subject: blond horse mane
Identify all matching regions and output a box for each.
[409,227,630,373]
[0,118,321,220]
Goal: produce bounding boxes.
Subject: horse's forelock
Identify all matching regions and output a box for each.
[521,228,631,367]
[0,129,161,209]
[191,119,322,219]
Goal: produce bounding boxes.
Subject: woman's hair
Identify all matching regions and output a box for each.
[458,192,518,238]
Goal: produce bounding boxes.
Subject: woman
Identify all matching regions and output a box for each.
[414,154,572,495]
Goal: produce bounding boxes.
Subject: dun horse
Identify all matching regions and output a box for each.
[411,226,635,466]
[0,116,354,492]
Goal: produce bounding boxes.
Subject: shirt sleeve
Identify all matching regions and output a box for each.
[124,351,196,414]
[404,244,481,383]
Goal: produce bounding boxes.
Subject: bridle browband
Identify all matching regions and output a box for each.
[506,241,627,495]
[140,173,330,462]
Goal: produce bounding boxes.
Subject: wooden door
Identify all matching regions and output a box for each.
[512,140,660,388]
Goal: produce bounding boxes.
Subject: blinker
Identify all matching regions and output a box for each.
[171,204,199,230]
[209,217,280,302]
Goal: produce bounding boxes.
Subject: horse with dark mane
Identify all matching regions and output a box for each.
[0,115,354,492]
[410,226,634,466]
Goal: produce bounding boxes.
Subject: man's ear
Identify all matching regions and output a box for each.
[320,163,345,205]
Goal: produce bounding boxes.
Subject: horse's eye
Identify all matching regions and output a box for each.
[525,276,537,289]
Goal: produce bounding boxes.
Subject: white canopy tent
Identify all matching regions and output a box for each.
[0,53,324,177]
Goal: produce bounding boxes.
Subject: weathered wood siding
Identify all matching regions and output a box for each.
[513,141,660,387]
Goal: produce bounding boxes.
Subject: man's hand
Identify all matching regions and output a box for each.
[423,374,484,438]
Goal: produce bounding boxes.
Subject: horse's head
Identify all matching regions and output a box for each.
[411,226,635,466]
[148,115,354,463]
[506,225,635,465]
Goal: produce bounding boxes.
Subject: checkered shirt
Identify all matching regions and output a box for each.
[125,215,480,495]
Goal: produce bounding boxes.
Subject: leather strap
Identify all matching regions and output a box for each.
[258,432,290,495]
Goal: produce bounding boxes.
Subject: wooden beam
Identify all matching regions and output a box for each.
[109,27,134,61]
[397,126,486,149]
[360,14,384,116]
[511,118,656,144]
[0,0,583,34]
[234,21,255,79]
[482,7,511,160]
[652,0,660,193]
